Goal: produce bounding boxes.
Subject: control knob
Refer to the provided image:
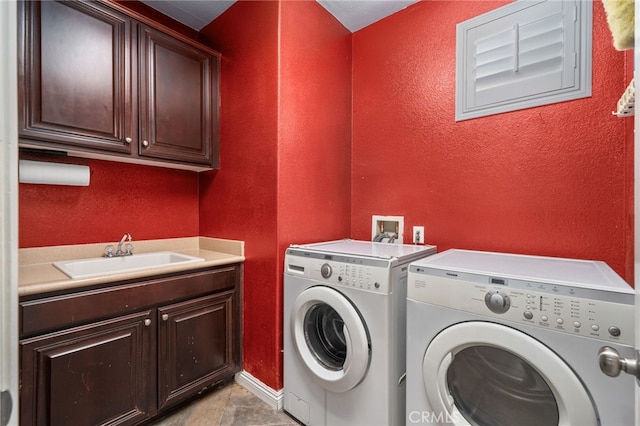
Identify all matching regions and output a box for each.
[485,290,510,314]
[320,263,332,279]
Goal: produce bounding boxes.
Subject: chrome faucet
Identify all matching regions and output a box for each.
[104,233,133,257]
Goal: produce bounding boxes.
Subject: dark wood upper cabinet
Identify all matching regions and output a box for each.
[18,0,135,154]
[138,25,217,166]
[18,0,220,171]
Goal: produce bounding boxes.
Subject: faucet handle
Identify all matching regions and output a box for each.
[125,243,134,255]
[104,245,114,258]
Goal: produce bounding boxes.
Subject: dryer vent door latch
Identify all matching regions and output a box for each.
[598,346,640,382]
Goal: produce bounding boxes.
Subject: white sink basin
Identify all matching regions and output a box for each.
[53,251,205,279]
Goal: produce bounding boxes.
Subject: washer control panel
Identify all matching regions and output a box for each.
[285,253,394,294]
[409,269,635,345]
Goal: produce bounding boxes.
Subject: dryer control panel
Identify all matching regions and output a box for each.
[408,267,635,345]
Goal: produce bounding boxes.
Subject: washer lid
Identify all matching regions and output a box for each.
[410,249,631,292]
[290,239,435,262]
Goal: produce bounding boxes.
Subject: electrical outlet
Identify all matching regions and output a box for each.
[413,226,424,244]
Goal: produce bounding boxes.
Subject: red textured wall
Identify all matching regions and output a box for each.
[19,154,199,247]
[277,3,351,246]
[199,0,351,390]
[351,0,634,283]
[199,1,281,389]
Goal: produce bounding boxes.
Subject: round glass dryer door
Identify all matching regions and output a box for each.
[291,286,371,393]
[422,322,598,426]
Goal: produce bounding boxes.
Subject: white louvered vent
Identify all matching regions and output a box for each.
[456,0,592,121]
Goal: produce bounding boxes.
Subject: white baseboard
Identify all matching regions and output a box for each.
[235,370,283,411]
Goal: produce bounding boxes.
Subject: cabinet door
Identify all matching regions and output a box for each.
[138,24,219,167]
[20,311,155,426]
[18,0,135,153]
[157,291,236,410]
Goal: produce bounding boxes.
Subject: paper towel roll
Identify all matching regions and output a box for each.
[19,160,90,186]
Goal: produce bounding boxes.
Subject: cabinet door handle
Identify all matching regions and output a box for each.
[142,140,149,147]
[125,137,132,144]
[162,314,169,321]
[144,319,151,326]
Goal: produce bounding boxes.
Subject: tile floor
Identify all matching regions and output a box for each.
[150,382,298,426]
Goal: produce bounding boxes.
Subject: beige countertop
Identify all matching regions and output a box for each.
[19,237,244,297]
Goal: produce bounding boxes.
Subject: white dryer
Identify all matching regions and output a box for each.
[283,240,436,425]
[406,249,636,426]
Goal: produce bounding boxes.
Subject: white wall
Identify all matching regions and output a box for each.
[0,0,19,424]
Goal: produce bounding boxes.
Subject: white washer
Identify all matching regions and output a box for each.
[406,249,636,426]
[284,239,436,425]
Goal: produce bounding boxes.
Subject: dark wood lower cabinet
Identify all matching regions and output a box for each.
[158,291,234,411]
[20,311,155,426]
[19,265,242,426]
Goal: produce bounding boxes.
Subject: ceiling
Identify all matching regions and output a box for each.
[140,0,419,32]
